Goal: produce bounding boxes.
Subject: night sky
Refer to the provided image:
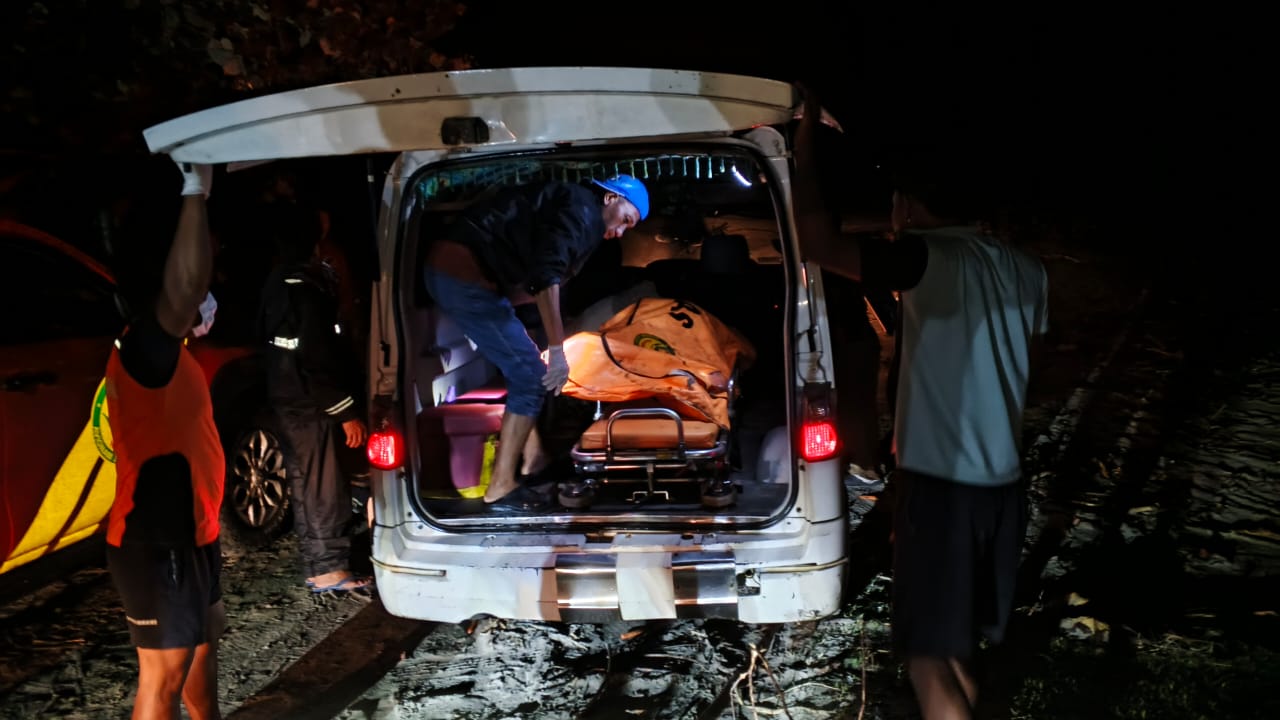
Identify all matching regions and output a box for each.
[448,2,1229,245]
[2,3,1243,258]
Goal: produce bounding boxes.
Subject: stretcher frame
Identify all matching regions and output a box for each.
[563,373,739,509]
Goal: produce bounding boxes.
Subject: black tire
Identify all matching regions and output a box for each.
[221,410,293,549]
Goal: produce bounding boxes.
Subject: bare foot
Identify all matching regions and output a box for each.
[519,462,550,477]
[484,479,519,504]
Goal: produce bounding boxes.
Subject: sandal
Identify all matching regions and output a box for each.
[309,575,372,594]
[487,484,551,511]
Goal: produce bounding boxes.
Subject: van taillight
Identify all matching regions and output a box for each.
[367,429,404,470]
[800,381,840,462]
[801,421,839,462]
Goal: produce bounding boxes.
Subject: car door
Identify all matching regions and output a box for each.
[0,224,124,573]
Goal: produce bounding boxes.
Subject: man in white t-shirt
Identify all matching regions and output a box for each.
[794,88,1049,720]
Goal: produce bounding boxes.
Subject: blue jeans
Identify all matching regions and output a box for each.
[423,268,545,417]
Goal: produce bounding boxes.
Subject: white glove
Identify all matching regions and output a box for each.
[177,161,213,198]
[541,344,569,394]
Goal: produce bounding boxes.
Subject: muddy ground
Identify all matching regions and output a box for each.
[2,239,1278,719]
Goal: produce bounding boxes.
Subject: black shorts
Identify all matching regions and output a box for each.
[107,539,223,649]
[891,470,1026,659]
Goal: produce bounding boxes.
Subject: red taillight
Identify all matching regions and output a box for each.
[801,420,840,462]
[367,429,404,470]
[799,381,840,462]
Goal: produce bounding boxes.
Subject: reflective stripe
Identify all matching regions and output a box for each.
[284,278,304,284]
[271,336,299,350]
[334,323,342,335]
[325,396,354,415]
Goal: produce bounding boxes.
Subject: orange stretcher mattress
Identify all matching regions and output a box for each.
[561,298,755,430]
[579,417,721,451]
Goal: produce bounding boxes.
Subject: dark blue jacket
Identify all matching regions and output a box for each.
[448,181,605,295]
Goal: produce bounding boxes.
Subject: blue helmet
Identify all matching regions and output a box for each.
[591,174,650,221]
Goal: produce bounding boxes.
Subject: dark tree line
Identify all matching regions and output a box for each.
[2,0,469,156]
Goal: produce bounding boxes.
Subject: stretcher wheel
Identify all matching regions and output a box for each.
[700,478,736,508]
[559,480,596,509]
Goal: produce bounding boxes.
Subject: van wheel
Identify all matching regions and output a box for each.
[222,413,293,549]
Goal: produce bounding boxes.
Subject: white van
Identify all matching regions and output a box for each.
[145,67,850,625]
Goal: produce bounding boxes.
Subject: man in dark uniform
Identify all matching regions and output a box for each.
[422,175,649,508]
[104,160,225,720]
[258,203,369,593]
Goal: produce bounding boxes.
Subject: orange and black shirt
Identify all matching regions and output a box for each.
[104,315,223,548]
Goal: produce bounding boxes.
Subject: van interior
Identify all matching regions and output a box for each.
[398,148,800,524]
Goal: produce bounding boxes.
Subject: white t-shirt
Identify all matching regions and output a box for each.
[894,226,1049,486]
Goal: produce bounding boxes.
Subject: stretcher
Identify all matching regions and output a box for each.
[556,298,754,509]
[563,398,736,508]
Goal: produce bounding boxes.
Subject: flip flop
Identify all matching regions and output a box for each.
[309,575,372,594]
[487,484,551,511]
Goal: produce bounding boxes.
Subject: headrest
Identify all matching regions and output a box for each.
[700,234,752,275]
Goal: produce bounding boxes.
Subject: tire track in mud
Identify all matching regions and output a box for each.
[339,616,784,720]
[1154,301,1280,641]
[572,619,764,720]
[976,286,1280,716]
[1017,285,1174,600]
[1020,289,1280,615]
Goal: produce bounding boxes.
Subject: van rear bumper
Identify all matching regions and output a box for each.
[372,547,846,625]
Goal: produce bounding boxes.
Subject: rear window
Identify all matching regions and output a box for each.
[406,148,786,306]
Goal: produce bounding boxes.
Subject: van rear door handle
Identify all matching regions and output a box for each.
[2,371,58,392]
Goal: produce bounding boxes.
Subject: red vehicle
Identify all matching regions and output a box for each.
[0,219,294,576]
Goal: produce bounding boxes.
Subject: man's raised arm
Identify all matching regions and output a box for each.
[155,162,214,338]
[792,86,864,282]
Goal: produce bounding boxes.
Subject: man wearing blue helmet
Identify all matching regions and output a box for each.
[423,174,649,508]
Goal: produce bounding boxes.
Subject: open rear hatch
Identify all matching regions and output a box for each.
[143,67,798,162]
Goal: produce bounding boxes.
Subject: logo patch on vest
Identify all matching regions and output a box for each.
[91,378,116,463]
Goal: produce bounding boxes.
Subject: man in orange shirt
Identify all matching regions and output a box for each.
[104,160,224,720]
